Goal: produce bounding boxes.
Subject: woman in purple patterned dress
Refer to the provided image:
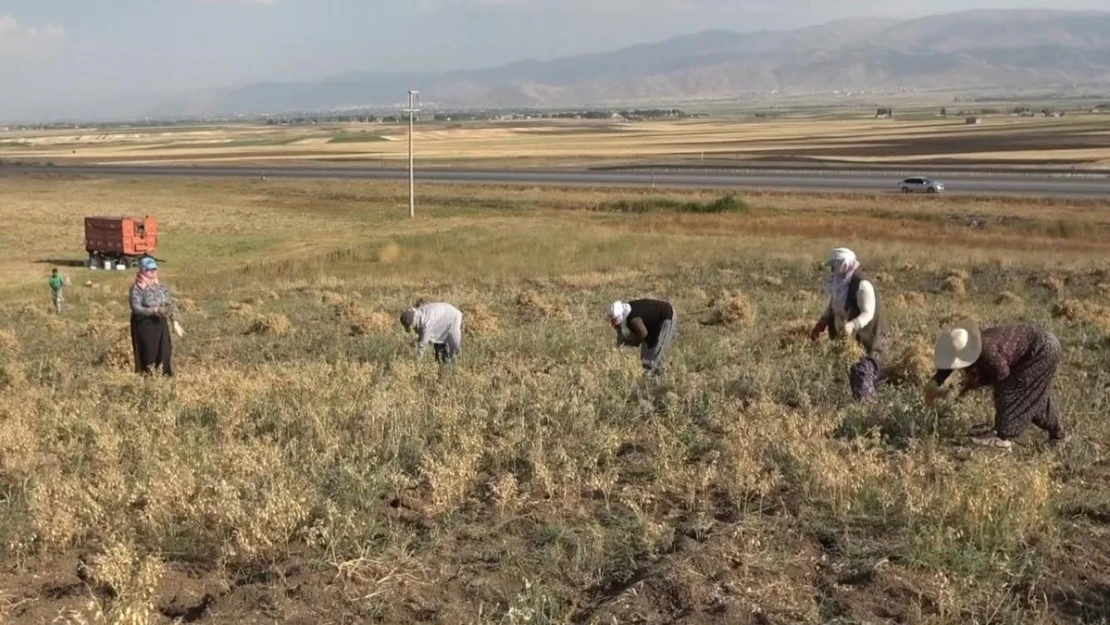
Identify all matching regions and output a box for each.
[925,319,1066,449]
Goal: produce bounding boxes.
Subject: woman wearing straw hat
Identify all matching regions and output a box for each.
[129,257,183,376]
[809,247,886,402]
[925,319,1066,449]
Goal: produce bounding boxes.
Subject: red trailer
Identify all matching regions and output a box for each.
[85,216,158,269]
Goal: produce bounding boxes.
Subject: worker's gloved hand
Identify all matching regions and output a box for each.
[809,319,828,342]
[924,380,943,406]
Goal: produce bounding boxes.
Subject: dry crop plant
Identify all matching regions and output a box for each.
[0,176,1108,623]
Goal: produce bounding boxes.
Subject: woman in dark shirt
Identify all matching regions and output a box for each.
[608,299,677,376]
[926,320,1065,449]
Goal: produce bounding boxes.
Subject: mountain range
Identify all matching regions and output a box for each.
[106,9,1110,118]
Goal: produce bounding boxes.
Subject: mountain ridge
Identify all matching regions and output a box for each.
[67,9,1110,119]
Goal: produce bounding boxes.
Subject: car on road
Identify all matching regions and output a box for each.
[899,177,944,193]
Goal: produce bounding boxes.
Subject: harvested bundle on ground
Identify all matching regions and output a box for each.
[348,309,393,336]
[248,314,291,337]
[176,297,199,313]
[874,272,895,284]
[995,291,1024,306]
[334,301,391,335]
[896,292,927,308]
[515,290,570,321]
[701,291,754,327]
[776,320,812,347]
[320,291,348,306]
[1051,299,1110,331]
[463,302,500,336]
[884,336,934,386]
[96,328,133,369]
[942,276,967,298]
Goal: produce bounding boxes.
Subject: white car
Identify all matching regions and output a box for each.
[899,177,944,193]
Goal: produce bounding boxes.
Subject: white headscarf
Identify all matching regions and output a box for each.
[608,300,632,324]
[825,247,860,310]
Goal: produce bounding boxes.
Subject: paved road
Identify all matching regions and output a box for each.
[5,163,1110,197]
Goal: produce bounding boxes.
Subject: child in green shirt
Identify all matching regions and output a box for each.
[48,268,65,314]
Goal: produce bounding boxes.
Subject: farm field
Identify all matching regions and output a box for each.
[1,174,1110,624]
[3,115,1110,169]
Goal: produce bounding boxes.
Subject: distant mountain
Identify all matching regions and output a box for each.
[99,9,1110,118]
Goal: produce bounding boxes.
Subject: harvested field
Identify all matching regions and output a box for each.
[1,175,1109,624]
[4,116,1110,168]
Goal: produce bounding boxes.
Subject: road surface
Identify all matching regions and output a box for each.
[4,163,1110,197]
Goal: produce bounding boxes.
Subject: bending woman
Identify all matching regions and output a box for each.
[926,319,1066,449]
[809,247,886,402]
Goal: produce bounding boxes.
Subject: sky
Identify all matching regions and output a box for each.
[0,0,1108,120]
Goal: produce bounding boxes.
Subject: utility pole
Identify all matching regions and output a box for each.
[406,90,420,219]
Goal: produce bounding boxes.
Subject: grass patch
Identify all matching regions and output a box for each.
[598,194,749,214]
[327,133,387,144]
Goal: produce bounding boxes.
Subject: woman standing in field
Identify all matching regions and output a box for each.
[129,257,182,376]
[809,247,886,402]
[925,319,1066,449]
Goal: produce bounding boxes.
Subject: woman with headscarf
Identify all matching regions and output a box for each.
[399,301,464,364]
[809,247,886,402]
[925,319,1066,449]
[129,257,181,376]
[608,299,677,376]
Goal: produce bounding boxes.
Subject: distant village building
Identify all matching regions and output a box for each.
[965,116,981,125]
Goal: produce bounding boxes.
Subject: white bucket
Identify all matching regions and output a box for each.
[102,259,112,270]
[115,264,127,271]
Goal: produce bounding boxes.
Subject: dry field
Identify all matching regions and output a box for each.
[1,173,1110,624]
[3,115,1110,168]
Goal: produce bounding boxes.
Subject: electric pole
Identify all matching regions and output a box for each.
[406,90,420,219]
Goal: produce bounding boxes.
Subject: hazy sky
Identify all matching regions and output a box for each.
[1,0,1107,119]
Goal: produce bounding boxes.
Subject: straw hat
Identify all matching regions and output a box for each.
[934,319,982,370]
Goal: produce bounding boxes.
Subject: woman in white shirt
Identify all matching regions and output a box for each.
[400,301,464,364]
[809,248,886,402]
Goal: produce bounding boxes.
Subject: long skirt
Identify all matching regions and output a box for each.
[131,314,173,376]
[641,312,677,374]
[994,330,1062,439]
[849,334,887,403]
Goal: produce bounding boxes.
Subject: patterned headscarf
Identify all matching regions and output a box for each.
[134,269,159,291]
